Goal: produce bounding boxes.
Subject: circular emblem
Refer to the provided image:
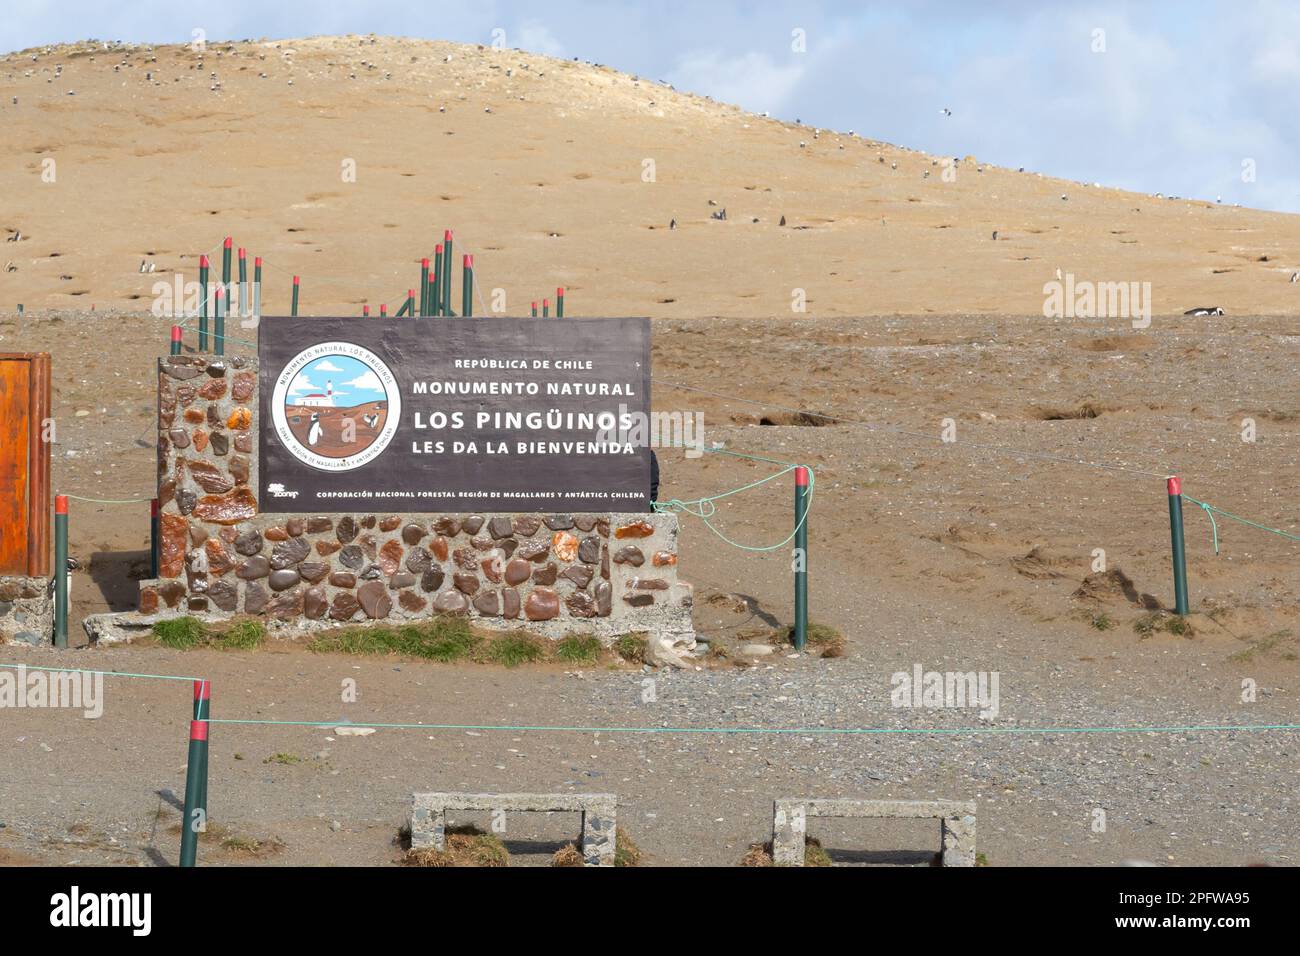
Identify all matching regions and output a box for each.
[271,341,401,472]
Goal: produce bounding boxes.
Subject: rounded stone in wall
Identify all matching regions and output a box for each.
[524,588,560,621]
[268,569,300,591]
[433,590,469,615]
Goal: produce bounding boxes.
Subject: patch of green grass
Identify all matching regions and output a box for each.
[1089,613,1115,631]
[485,632,546,668]
[151,616,267,651]
[263,752,302,765]
[419,626,480,662]
[976,852,990,867]
[1134,612,1195,638]
[783,621,846,657]
[1133,613,1161,637]
[152,616,206,649]
[309,618,480,661]
[555,634,602,664]
[614,633,647,664]
[215,620,265,650]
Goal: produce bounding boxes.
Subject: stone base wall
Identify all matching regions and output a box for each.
[145,355,692,642]
[0,577,53,646]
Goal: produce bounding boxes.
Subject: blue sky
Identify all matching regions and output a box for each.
[289,355,385,404]
[5,1,1297,212]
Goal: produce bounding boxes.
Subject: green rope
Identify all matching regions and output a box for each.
[0,662,201,683]
[201,717,1300,736]
[653,444,814,552]
[1184,494,1300,555]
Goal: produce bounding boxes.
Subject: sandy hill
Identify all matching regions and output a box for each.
[2,34,1298,318]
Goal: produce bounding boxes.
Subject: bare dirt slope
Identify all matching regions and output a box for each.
[3,35,1300,317]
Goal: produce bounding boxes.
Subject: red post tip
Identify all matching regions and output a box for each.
[1167,476,1181,496]
[55,495,68,514]
[464,254,472,267]
[422,258,430,268]
[238,247,246,258]
[200,255,209,267]
[557,287,564,297]
[532,301,538,309]
[193,679,211,700]
[255,256,262,266]
[543,298,550,307]
[363,306,370,315]
[435,244,443,254]
[795,466,810,487]
[408,289,415,297]
[223,237,232,248]
[171,325,182,341]
[151,498,159,517]
[215,286,223,299]
[189,719,209,741]
[445,229,453,240]
[293,275,300,285]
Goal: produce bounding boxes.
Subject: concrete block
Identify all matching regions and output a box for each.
[772,797,977,867]
[410,791,617,866]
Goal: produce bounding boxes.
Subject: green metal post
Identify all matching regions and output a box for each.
[793,466,809,651]
[221,236,232,312]
[433,245,443,316]
[198,255,209,352]
[179,718,208,867]
[442,230,453,316]
[150,499,159,579]
[1167,476,1190,615]
[542,298,550,319]
[291,276,300,317]
[462,255,473,317]
[531,301,538,318]
[54,495,68,648]
[214,286,225,356]
[170,325,182,356]
[556,287,565,318]
[237,247,247,319]
[419,258,430,317]
[193,680,210,827]
[253,257,262,321]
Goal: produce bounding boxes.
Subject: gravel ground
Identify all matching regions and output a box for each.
[1,561,1295,867]
[0,309,1296,867]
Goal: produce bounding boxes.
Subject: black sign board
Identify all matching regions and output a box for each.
[258,317,651,513]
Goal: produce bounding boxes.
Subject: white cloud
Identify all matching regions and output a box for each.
[515,20,565,58]
[287,373,317,395]
[666,50,806,116]
[312,359,344,372]
[344,370,385,393]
